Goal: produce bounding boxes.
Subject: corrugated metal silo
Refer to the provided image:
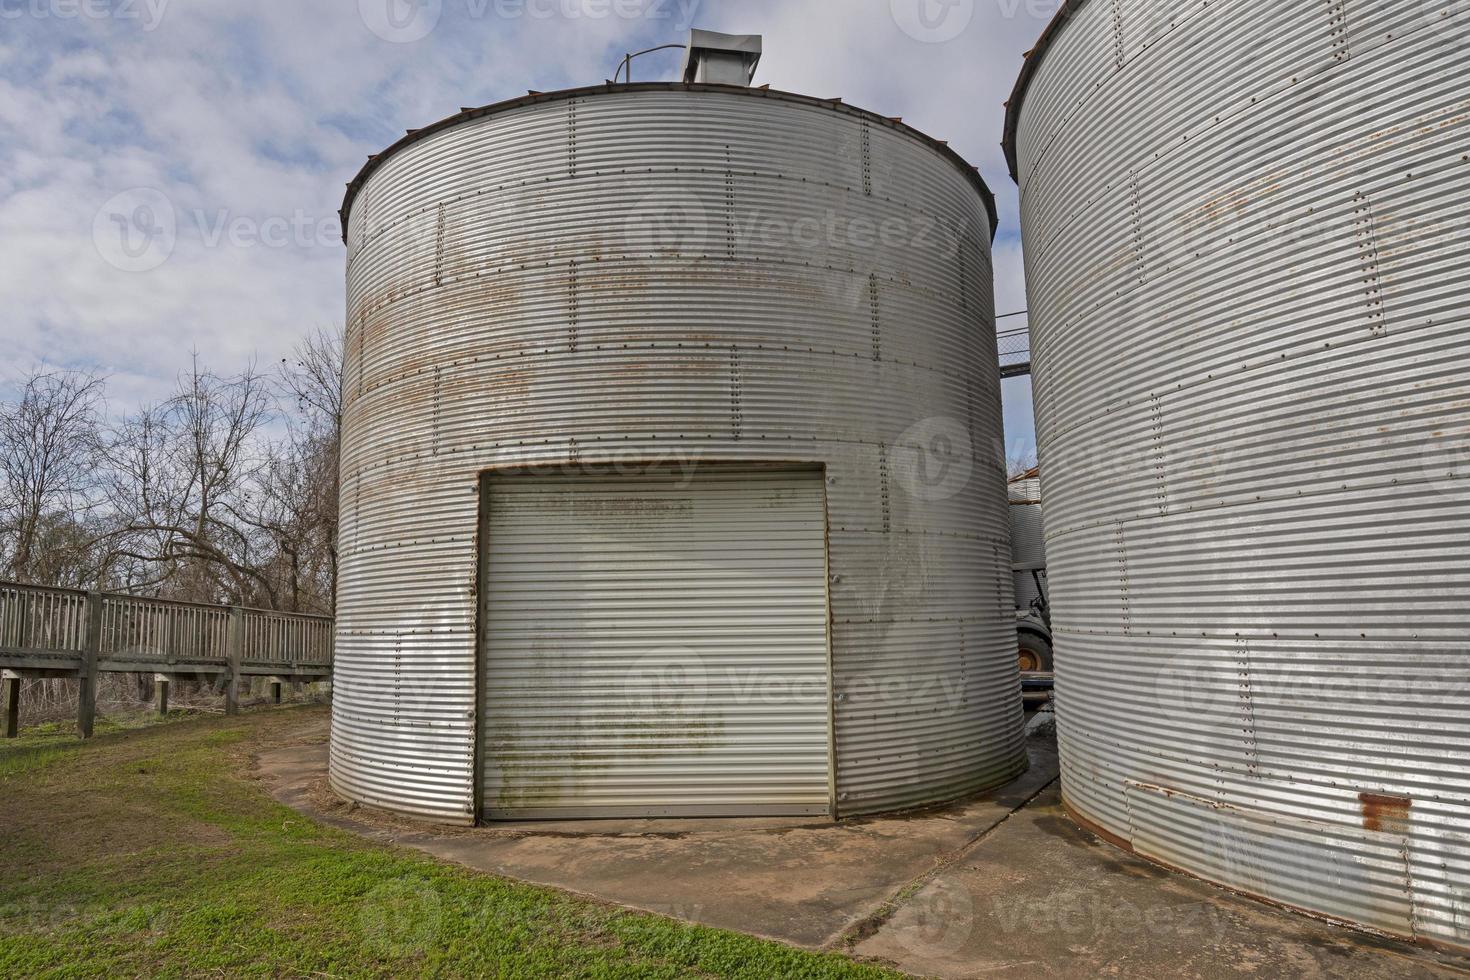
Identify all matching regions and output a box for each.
[1007,471,1046,612]
[1005,1,1470,950]
[333,40,1025,823]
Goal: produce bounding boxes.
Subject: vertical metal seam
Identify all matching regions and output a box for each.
[729,345,742,440]
[433,203,446,287]
[432,367,442,456]
[1149,392,1168,516]
[1114,520,1131,635]
[1351,191,1389,337]
[471,472,490,823]
[1109,0,1126,69]
[1234,634,1261,779]
[861,119,873,196]
[568,259,579,352]
[724,144,736,260]
[392,629,402,726]
[868,272,881,361]
[566,98,578,176]
[879,444,891,533]
[1326,0,1351,63]
[1128,169,1145,284]
[355,312,366,400]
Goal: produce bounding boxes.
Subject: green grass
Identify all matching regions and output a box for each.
[0,708,898,979]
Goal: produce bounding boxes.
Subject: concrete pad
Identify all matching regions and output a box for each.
[854,783,1469,979]
[256,717,1468,977]
[256,716,1058,948]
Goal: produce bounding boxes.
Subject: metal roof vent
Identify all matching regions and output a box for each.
[680,29,762,86]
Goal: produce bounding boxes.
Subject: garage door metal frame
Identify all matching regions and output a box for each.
[472,460,836,822]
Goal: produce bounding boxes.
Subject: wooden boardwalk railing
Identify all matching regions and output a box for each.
[0,581,333,738]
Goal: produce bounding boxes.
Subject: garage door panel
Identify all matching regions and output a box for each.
[481,466,833,818]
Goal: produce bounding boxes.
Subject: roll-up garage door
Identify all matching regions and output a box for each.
[480,466,832,818]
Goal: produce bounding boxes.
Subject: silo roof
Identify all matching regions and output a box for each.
[340,81,999,244]
[1001,0,1091,183]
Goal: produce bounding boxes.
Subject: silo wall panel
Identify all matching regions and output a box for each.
[1010,0,1470,949]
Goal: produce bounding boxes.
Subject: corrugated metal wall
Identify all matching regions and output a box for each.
[334,85,1026,822]
[1008,504,1046,612]
[1009,0,1470,950]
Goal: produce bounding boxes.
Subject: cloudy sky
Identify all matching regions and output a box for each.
[0,0,1052,456]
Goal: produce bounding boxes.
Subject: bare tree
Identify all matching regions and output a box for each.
[278,325,342,435]
[273,325,342,611]
[1007,446,1038,480]
[0,369,105,583]
[3,331,343,617]
[104,355,277,605]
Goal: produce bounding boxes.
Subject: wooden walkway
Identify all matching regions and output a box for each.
[0,581,333,738]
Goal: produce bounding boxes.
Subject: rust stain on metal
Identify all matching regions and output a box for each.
[1359,792,1412,835]
[1063,796,1136,854]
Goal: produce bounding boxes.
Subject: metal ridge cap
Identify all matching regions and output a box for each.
[339,81,999,244]
[1001,0,1094,184]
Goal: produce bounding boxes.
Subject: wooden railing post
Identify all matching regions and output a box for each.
[155,674,170,717]
[226,606,243,716]
[78,591,103,738]
[3,672,19,738]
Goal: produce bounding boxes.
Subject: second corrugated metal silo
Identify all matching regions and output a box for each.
[1007,470,1046,614]
[331,40,1025,824]
[1005,0,1470,951]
